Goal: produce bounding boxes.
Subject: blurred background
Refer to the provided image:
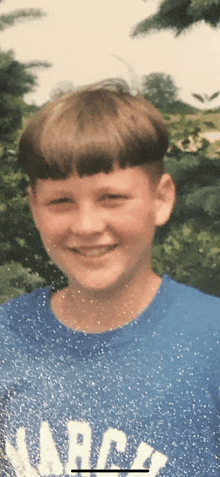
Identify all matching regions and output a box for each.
[1,0,220,302]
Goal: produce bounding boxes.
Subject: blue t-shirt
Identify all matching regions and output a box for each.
[0,275,219,476]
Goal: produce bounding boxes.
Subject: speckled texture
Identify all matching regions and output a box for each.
[0,275,219,476]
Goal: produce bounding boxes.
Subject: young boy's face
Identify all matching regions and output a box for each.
[29,166,174,292]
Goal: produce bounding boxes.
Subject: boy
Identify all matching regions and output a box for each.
[0,79,219,476]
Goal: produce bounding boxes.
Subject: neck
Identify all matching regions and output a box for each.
[50,270,161,333]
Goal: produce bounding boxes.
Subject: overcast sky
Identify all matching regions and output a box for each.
[1,0,220,107]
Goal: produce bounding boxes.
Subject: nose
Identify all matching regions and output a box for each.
[71,205,106,237]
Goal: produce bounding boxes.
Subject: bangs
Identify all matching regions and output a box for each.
[18,83,168,186]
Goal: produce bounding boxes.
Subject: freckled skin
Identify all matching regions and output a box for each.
[29,167,175,331]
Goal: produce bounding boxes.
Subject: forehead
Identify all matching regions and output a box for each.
[34,166,153,196]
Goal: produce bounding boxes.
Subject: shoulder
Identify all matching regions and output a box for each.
[0,287,51,340]
[0,286,51,315]
[162,274,220,306]
[160,275,220,328]
[0,287,52,388]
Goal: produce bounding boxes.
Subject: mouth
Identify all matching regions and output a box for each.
[70,244,118,258]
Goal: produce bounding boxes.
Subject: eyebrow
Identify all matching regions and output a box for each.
[46,185,129,195]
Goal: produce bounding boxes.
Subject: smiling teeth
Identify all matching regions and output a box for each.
[76,245,116,257]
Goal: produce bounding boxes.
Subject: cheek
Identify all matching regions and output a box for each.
[117,208,155,237]
[37,215,69,244]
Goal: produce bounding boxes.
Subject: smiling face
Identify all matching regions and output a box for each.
[29,167,175,293]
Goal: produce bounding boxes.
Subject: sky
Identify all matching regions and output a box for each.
[1,0,220,107]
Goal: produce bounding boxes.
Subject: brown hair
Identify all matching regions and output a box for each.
[18,79,168,188]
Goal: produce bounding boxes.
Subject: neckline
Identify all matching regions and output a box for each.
[45,274,170,338]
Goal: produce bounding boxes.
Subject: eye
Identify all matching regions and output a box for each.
[49,197,73,205]
[102,194,127,200]
[100,194,128,206]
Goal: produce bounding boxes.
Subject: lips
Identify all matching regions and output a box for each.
[70,244,118,257]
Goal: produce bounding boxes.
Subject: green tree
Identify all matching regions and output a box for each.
[0,140,65,290]
[142,72,178,112]
[0,262,45,304]
[132,0,220,37]
[0,1,54,302]
[191,91,220,110]
[0,0,45,31]
[1,0,220,301]
[0,1,50,142]
[0,50,50,142]
[153,142,220,296]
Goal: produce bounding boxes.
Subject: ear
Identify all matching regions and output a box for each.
[154,173,175,227]
[27,186,40,230]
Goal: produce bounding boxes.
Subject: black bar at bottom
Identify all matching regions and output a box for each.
[71,471,149,473]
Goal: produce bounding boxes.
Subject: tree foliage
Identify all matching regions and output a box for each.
[0,262,45,304]
[142,72,179,112]
[0,50,50,142]
[0,0,50,142]
[1,123,220,302]
[153,225,220,296]
[0,141,65,291]
[0,52,36,141]
[191,91,220,110]
[132,0,220,37]
[0,0,54,301]
[0,0,220,301]
[152,121,220,296]
[0,0,45,32]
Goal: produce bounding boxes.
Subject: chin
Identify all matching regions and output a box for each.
[72,272,123,294]
[78,280,117,293]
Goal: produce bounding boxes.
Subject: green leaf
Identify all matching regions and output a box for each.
[132,0,220,37]
[191,93,205,103]
[0,9,45,31]
[204,121,215,128]
[209,91,220,101]
[25,61,51,69]
[0,262,45,304]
